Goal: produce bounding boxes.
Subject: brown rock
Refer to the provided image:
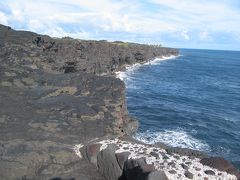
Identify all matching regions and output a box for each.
[86,143,102,167]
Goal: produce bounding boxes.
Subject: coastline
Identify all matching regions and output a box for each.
[0,24,239,180]
[116,51,240,169]
[76,136,238,180]
[114,54,211,151]
[100,54,240,179]
[115,55,179,81]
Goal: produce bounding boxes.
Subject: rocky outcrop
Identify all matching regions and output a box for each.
[79,140,169,180]
[0,24,178,76]
[200,157,240,179]
[97,145,122,180]
[78,137,239,180]
[0,24,178,179]
[2,24,238,180]
[0,71,128,179]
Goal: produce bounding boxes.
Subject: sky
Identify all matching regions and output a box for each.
[0,0,240,50]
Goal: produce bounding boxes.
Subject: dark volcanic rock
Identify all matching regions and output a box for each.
[167,161,176,168]
[155,142,208,159]
[184,170,194,179]
[116,152,131,170]
[123,158,154,180]
[150,151,159,159]
[200,157,240,178]
[165,147,207,159]
[204,170,215,175]
[83,141,172,180]
[0,24,179,75]
[168,170,177,174]
[97,145,122,180]
[148,171,169,180]
[181,163,189,170]
[0,139,104,180]
[123,158,168,180]
[0,24,179,179]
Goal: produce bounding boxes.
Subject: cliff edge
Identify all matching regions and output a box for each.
[1,24,238,180]
[0,24,178,179]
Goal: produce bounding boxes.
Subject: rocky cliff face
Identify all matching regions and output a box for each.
[1,24,239,180]
[0,24,178,179]
[0,24,178,75]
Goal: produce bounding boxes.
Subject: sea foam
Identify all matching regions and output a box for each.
[116,55,179,88]
[134,129,210,152]
[117,54,210,152]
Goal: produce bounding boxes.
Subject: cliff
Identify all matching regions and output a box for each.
[0,24,177,179]
[0,24,178,75]
[1,24,239,180]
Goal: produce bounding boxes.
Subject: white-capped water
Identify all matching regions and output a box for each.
[122,49,240,168]
[116,55,179,88]
[135,129,210,152]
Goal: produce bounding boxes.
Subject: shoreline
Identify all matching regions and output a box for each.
[76,136,238,180]
[114,54,214,152]
[88,54,240,179]
[114,53,240,171]
[115,55,179,81]
[1,24,239,179]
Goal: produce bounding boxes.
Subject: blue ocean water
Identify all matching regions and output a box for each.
[119,49,240,168]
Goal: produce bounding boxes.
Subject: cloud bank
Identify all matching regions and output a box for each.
[0,0,240,50]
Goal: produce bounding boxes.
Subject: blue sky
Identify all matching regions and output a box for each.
[0,0,240,50]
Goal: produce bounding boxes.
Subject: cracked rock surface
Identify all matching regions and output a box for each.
[0,24,179,179]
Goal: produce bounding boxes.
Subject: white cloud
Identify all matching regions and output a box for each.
[1,0,137,35]
[1,0,178,36]
[0,11,8,25]
[181,30,190,40]
[1,0,240,49]
[150,0,240,33]
[199,31,213,42]
[27,19,91,39]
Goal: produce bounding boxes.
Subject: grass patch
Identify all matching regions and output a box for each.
[112,41,129,48]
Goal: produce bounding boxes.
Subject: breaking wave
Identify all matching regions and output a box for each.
[121,49,240,168]
[116,55,179,88]
[134,129,211,152]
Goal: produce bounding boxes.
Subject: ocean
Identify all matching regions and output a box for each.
[117,49,240,168]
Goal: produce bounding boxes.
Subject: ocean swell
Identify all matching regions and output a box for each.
[116,55,179,88]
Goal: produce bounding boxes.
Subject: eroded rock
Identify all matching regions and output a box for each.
[97,144,122,180]
[200,157,240,178]
[148,171,169,180]
[116,152,131,170]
